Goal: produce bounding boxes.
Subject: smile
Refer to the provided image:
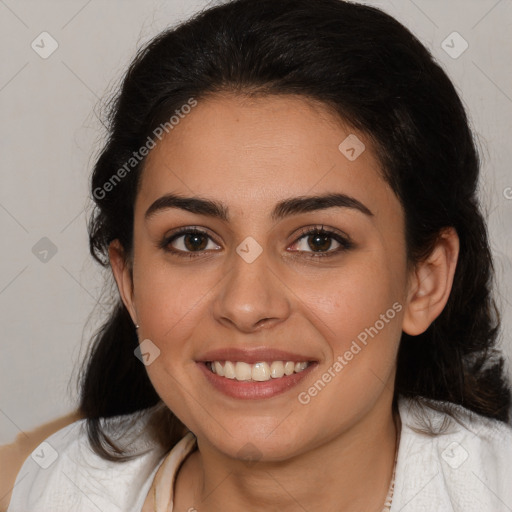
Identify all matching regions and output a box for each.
[207,360,311,382]
[197,360,318,400]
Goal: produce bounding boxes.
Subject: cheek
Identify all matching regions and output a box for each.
[292,263,403,426]
[131,260,208,424]
[133,255,212,328]
[295,257,403,360]
[130,261,213,382]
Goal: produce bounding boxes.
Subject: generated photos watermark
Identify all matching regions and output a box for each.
[93,97,198,200]
[297,301,403,405]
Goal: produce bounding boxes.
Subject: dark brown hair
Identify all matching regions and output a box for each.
[78,0,511,461]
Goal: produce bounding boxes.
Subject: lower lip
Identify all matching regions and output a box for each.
[196,362,318,400]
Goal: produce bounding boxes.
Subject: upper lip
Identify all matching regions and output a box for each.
[196,347,318,364]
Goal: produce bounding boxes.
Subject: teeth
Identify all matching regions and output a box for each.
[252,362,271,382]
[270,361,285,378]
[209,360,311,381]
[213,361,224,377]
[223,361,236,379]
[294,362,308,372]
[284,361,295,375]
[235,362,252,381]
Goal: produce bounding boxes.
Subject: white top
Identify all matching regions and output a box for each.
[7,396,512,512]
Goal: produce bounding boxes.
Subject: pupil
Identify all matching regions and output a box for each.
[309,234,330,252]
[185,233,207,251]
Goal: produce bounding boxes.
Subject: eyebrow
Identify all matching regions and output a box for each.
[144,192,373,222]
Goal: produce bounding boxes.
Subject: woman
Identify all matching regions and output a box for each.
[6,0,512,510]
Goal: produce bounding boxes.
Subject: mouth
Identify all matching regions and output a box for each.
[205,359,314,382]
[196,359,318,400]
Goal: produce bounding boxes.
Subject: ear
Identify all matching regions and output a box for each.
[402,227,459,336]
[109,239,138,325]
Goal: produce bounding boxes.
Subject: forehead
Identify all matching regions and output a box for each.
[137,93,398,222]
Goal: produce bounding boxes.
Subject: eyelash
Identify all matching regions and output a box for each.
[159,225,354,259]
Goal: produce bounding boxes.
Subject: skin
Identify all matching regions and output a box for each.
[110,93,459,512]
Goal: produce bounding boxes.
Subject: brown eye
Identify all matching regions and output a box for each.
[160,228,221,257]
[305,232,335,252]
[289,226,353,258]
[181,232,208,251]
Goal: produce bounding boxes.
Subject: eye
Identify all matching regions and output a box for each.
[160,227,221,257]
[159,225,353,259]
[288,225,353,258]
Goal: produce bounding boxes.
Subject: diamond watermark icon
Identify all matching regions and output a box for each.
[31,32,59,59]
[236,236,263,263]
[338,134,365,161]
[135,338,161,366]
[441,441,469,469]
[441,32,468,59]
[31,441,58,469]
[237,442,263,467]
[32,237,58,263]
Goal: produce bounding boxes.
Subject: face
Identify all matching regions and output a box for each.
[113,93,412,461]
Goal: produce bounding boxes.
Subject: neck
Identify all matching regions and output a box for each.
[175,395,400,512]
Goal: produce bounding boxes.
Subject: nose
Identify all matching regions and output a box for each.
[213,246,291,333]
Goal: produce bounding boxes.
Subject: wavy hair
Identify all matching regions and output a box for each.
[78,0,511,461]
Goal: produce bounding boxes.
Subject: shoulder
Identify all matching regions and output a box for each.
[393,395,512,512]
[6,408,169,512]
[0,411,82,512]
[399,395,512,462]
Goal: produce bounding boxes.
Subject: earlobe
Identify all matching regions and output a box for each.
[402,227,459,336]
[108,239,137,325]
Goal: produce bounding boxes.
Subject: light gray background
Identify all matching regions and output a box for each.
[1,0,511,444]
